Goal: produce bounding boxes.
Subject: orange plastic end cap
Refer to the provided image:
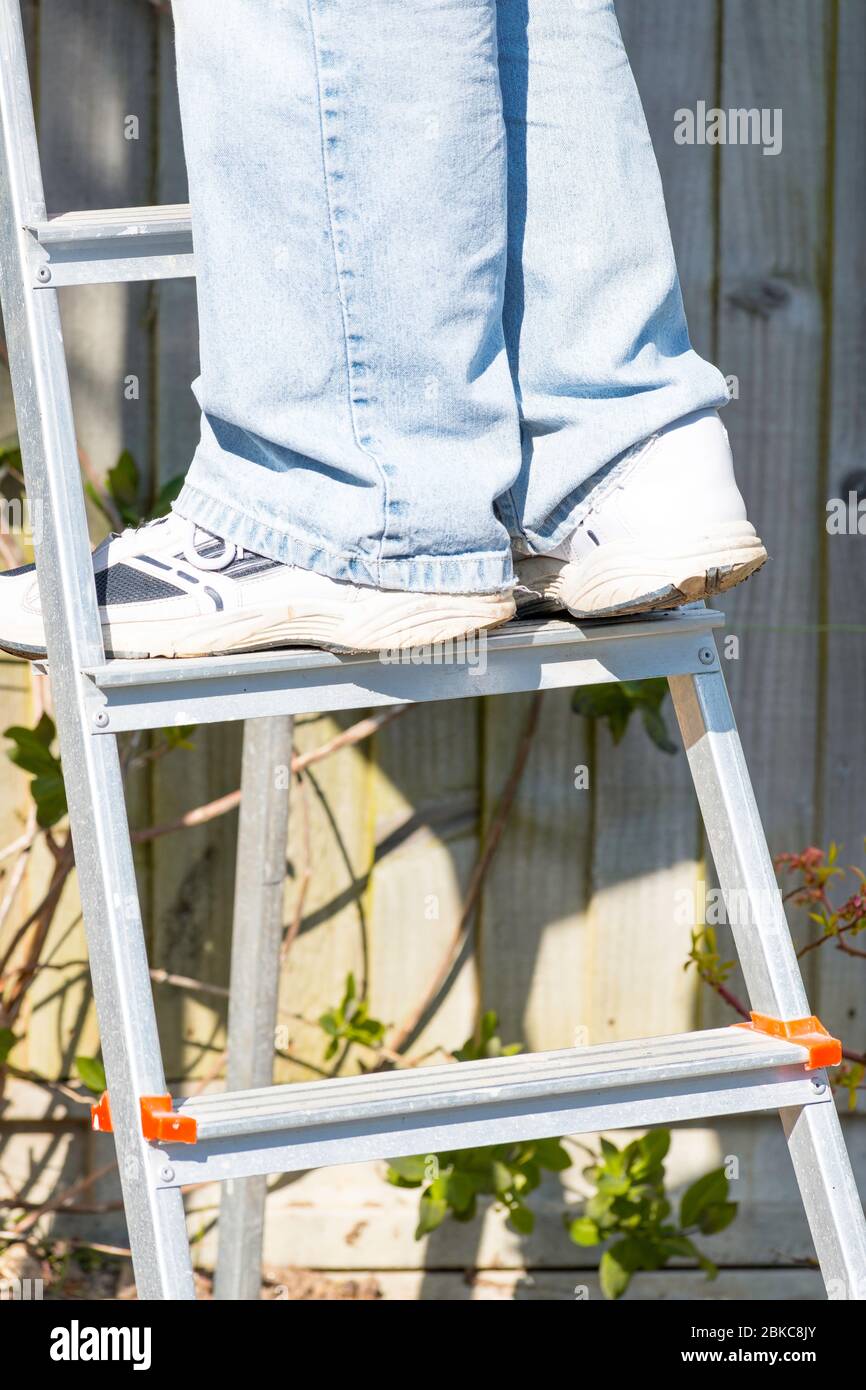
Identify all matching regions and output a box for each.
[91,1091,113,1133]
[140,1095,198,1144]
[735,1013,842,1070]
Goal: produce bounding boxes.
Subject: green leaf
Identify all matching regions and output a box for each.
[599,1243,633,1300]
[680,1167,728,1229]
[572,678,677,755]
[490,1160,513,1197]
[75,1055,107,1094]
[533,1138,571,1172]
[106,450,141,524]
[415,1193,448,1239]
[0,1027,18,1065]
[479,1010,498,1043]
[635,1128,671,1169]
[151,474,185,519]
[450,1195,477,1223]
[162,725,197,751]
[4,715,67,828]
[386,1155,428,1187]
[507,1202,534,1235]
[697,1201,737,1236]
[640,705,678,755]
[568,1216,601,1247]
[596,1172,631,1197]
[444,1170,475,1212]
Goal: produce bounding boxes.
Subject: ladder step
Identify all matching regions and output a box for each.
[28,204,194,285]
[80,609,725,734]
[148,1028,830,1190]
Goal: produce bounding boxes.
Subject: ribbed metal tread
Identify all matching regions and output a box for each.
[177,1027,813,1142]
[150,1026,828,1188]
[80,608,724,733]
[28,204,193,284]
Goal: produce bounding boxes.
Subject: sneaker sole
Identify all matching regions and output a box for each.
[517,523,767,620]
[0,593,516,662]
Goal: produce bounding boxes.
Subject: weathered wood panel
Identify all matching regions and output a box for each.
[0,0,863,1294]
[581,0,716,1047]
[715,0,832,1021]
[815,0,866,1043]
[369,700,480,1060]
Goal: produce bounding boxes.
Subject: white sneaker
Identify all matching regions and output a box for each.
[515,409,767,619]
[0,513,515,660]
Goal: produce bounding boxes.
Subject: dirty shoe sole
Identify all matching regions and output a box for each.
[517,522,767,620]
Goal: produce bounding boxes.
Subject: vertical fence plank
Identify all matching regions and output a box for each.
[581,0,717,1047]
[368,702,480,1059]
[716,0,831,1010]
[275,719,371,1083]
[479,692,592,1050]
[816,0,866,1041]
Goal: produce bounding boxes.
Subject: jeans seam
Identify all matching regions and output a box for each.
[305,0,391,584]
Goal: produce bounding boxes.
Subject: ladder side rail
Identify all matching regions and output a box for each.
[670,665,866,1299]
[668,667,809,1017]
[0,0,194,1299]
[215,716,294,1302]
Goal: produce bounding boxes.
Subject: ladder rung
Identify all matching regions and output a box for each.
[28,204,194,285]
[147,1027,829,1190]
[80,608,725,733]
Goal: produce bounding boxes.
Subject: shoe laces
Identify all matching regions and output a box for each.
[111,514,245,573]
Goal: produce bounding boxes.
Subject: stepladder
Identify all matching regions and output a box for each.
[0,0,865,1302]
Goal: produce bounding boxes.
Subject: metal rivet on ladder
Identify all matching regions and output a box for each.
[698,645,715,665]
[36,264,51,282]
[93,709,109,728]
[159,1165,175,1183]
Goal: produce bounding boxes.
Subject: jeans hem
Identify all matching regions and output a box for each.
[172,481,515,595]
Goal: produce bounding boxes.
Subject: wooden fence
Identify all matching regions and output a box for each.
[0,0,863,1298]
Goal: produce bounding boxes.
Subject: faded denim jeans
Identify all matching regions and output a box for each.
[171,0,728,594]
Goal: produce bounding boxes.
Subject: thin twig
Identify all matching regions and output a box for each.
[282,766,313,961]
[133,706,411,845]
[11,1159,118,1236]
[0,822,38,866]
[0,807,37,934]
[149,967,229,999]
[291,703,410,774]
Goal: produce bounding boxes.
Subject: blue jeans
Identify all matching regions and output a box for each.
[171,0,728,594]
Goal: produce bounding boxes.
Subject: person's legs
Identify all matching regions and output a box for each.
[171,0,520,597]
[496,0,766,618]
[496,0,729,552]
[0,0,766,660]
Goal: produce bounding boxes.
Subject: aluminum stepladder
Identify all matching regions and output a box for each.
[1,0,865,1304]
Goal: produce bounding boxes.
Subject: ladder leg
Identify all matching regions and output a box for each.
[214,716,293,1301]
[670,667,866,1300]
[0,0,194,1299]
